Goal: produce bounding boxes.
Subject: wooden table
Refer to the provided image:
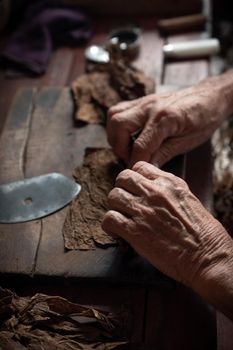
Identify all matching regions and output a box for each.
[0,15,232,350]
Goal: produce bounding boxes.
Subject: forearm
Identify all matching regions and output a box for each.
[193,226,233,321]
[201,69,233,120]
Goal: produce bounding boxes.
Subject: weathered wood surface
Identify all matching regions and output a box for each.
[0,88,41,275]
[0,13,227,349]
[0,86,174,287]
[0,17,169,283]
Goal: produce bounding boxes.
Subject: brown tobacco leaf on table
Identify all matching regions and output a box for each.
[108,57,155,100]
[72,53,155,124]
[0,288,129,350]
[72,73,121,124]
[63,148,124,250]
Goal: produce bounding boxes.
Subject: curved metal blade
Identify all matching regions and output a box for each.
[0,173,81,223]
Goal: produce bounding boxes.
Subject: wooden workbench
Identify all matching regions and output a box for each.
[0,16,232,349]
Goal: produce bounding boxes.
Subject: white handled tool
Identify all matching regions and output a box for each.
[163,38,220,59]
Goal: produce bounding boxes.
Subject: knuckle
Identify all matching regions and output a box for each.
[132,161,147,172]
[116,169,133,182]
[109,113,123,127]
[108,104,119,116]
[134,138,147,152]
[157,173,187,194]
[108,187,120,201]
[102,210,115,229]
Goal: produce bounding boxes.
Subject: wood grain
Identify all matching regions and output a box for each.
[0,15,220,348]
[163,33,209,86]
[0,88,41,274]
[134,18,164,85]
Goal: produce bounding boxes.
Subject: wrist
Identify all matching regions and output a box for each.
[200,69,233,119]
[192,224,233,321]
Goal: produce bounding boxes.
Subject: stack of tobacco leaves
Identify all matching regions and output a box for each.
[63,148,124,250]
[212,117,233,236]
[0,288,129,349]
[72,50,155,124]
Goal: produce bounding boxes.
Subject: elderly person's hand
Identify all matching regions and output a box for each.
[107,70,233,167]
[102,162,233,320]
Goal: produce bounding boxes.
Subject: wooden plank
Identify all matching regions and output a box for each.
[0,74,40,136]
[163,33,209,86]
[134,18,164,85]
[0,88,35,182]
[0,44,75,136]
[0,20,167,281]
[31,22,167,281]
[16,86,148,343]
[164,59,209,86]
[0,88,42,274]
[41,48,74,87]
[18,87,171,287]
[65,0,202,16]
[0,50,73,135]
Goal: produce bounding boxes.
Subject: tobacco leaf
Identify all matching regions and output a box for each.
[0,288,129,350]
[72,52,155,124]
[63,149,124,250]
[72,73,121,124]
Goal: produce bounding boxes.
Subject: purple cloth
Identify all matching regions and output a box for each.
[0,1,92,75]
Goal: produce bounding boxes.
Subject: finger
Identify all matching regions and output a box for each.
[108,187,142,217]
[129,109,178,168]
[107,95,156,118]
[107,106,148,162]
[102,210,135,241]
[108,99,139,118]
[115,169,151,196]
[129,124,161,167]
[128,109,165,167]
[151,139,180,167]
[132,161,179,182]
[110,127,131,163]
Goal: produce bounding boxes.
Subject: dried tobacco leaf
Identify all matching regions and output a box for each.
[0,288,129,350]
[63,149,124,250]
[72,73,121,124]
[72,52,155,124]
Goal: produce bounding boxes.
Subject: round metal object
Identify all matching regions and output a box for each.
[85,45,110,63]
[108,25,141,59]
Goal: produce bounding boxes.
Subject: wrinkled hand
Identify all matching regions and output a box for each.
[107,81,226,167]
[102,162,233,291]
